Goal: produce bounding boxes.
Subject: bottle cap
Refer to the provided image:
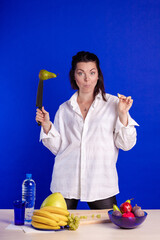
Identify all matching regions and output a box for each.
[26,173,32,179]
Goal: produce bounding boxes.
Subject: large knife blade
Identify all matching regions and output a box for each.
[36,70,57,126]
[36,80,43,126]
[36,80,43,109]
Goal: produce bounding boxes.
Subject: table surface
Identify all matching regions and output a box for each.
[0,209,160,240]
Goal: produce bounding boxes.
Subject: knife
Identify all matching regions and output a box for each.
[36,80,43,125]
[36,70,57,126]
[36,79,43,109]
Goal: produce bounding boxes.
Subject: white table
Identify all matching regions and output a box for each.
[0,209,160,240]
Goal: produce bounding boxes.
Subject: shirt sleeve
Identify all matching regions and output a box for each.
[114,113,139,151]
[39,110,62,155]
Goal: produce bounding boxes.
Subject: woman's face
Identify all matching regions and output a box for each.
[74,61,98,94]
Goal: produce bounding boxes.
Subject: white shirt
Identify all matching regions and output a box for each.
[40,92,139,202]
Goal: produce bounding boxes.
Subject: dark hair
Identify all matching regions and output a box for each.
[69,51,106,101]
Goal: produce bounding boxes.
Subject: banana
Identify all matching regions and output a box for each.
[58,220,67,226]
[51,213,68,222]
[31,221,60,230]
[32,215,58,227]
[33,210,59,222]
[41,206,69,216]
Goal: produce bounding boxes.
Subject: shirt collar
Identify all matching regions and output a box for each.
[92,92,103,108]
[69,91,79,111]
[69,91,103,110]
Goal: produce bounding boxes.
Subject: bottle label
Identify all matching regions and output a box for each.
[25,207,34,221]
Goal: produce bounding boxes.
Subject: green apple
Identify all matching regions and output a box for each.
[40,192,67,209]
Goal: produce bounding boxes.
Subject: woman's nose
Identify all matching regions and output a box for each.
[84,73,89,81]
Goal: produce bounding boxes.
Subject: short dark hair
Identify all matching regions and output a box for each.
[69,51,106,101]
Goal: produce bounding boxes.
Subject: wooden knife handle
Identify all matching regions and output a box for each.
[37,107,42,126]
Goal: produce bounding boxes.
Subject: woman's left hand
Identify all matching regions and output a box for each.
[118,94,133,114]
[118,94,133,126]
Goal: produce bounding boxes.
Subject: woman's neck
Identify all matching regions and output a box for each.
[77,91,94,104]
[77,91,94,119]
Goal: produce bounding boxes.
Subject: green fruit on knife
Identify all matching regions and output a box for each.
[39,70,57,80]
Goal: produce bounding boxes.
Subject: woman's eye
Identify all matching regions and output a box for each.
[91,72,95,75]
[77,72,83,76]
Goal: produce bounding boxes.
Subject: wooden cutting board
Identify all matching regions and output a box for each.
[69,209,111,225]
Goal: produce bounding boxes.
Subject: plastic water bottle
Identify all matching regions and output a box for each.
[22,173,36,222]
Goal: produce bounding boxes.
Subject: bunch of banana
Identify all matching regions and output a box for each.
[31,206,70,230]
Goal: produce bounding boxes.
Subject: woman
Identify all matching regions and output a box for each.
[36,51,139,209]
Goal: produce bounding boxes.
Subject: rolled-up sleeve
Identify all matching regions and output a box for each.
[114,113,139,151]
[39,111,62,156]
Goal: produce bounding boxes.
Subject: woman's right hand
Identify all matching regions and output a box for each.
[36,107,52,134]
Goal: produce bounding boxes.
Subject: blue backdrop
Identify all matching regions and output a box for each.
[1,0,160,209]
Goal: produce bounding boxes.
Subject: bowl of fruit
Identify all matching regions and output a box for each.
[108,199,147,229]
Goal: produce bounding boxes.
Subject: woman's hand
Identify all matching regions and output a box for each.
[36,107,52,134]
[118,94,133,126]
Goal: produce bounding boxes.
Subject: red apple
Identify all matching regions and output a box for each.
[120,202,132,213]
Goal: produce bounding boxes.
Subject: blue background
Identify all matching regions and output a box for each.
[1,0,160,209]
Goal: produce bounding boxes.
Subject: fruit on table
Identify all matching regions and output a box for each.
[112,199,145,219]
[49,213,68,222]
[40,192,67,210]
[39,69,57,80]
[112,210,122,217]
[31,206,69,230]
[38,207,68,221]
[32,206,80,231]
[125,198,133,204]
[67,214,80,231]
[32,215,58,227]
[32,206,80,230]
[113,204,122,213]
[132,204,141,213]
[122,212,135,218]
[33,209,60,222]
[120,200,132,213]
[134,208,145,217]
[33,191,81,231]
[32,221,60,230]
[132,203,145,217]
[41,206,69,216]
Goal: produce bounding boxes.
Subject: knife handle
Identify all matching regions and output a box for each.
[37,107,42,126]
[38,121,41,126]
